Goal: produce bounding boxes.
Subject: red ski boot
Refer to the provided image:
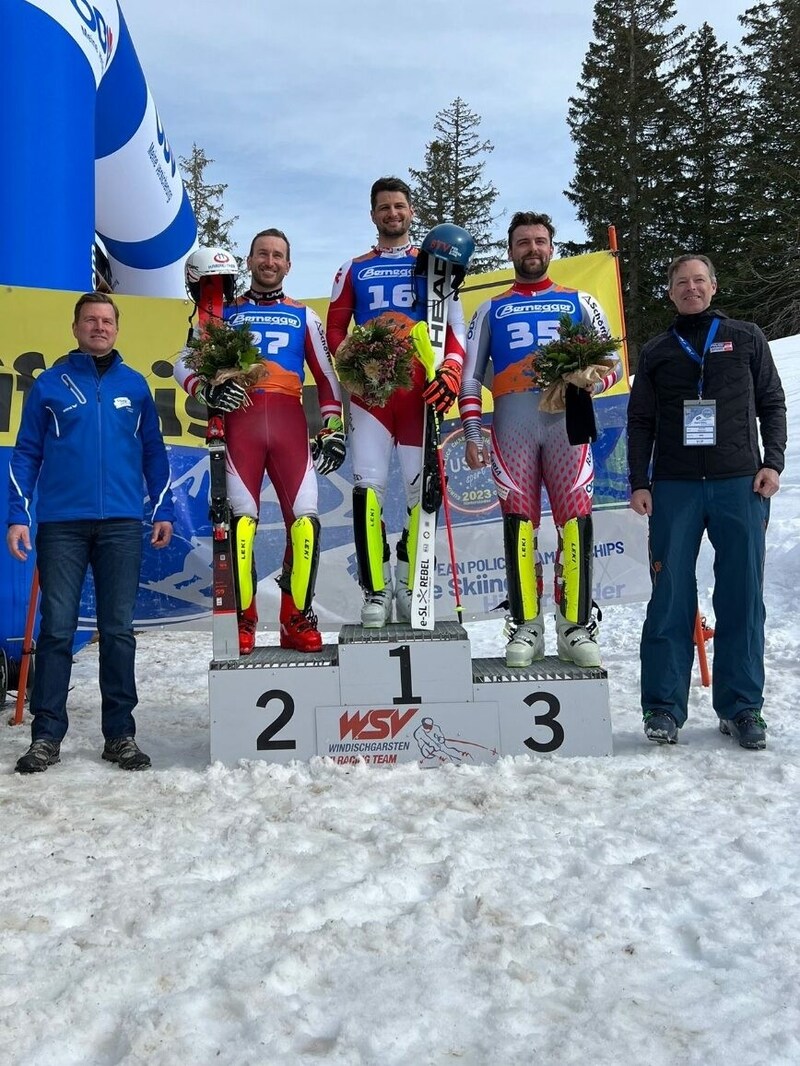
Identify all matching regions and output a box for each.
[279,592,322,652]
[238,600,258,656]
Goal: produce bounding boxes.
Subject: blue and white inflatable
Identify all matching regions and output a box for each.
[1,0,196,295]
[0,0,197,682]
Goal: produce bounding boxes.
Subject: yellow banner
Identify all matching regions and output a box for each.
[0,250,628,447]
[0,287,198,447]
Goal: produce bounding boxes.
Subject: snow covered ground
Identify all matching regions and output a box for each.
[2,338,798,1066]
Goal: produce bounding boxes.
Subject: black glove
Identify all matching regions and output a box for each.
[196,380,249,412]
[311,416,346,475]
[423,359,462,414]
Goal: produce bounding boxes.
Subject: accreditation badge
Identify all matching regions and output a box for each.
[683,399,716,446]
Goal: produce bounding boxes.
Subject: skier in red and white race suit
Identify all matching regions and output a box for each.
[326,176,466,628]
[175,229,344,655]
[459,211,621,668]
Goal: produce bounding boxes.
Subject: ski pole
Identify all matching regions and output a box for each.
[13,565,39,726]
[433,417,463,621]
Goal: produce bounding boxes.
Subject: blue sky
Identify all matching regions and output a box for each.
[124,0,746,299]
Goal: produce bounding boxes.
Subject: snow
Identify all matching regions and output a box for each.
[2,339,799,1066]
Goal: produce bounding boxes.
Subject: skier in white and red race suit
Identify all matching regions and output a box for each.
[326,176,466,628]
[175,230,345,655]
[459,211,621,669]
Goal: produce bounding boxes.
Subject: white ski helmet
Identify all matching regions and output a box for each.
[185,247,238,303]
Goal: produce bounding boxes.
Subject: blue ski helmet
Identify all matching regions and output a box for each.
[420,224,475,269]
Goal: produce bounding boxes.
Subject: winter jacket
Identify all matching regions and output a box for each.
[8,350,175,526]
[627,310,786,491]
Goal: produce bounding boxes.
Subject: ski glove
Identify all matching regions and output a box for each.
[311,415,346,475]
[196,380,250,412]
[423,359,462,414]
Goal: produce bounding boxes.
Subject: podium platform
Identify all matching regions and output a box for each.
[209,622,612,767]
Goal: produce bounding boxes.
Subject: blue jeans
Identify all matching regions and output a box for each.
[640,478,769,726]
[32,520,143,743]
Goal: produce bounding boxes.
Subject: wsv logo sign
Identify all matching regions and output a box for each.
[339,708,417,740]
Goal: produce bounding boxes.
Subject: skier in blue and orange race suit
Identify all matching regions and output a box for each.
[459,211,621,669]
[175,229,344,656]
[326,176,466,628]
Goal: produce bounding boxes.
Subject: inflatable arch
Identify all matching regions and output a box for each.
[1,0,196,295]
[0,0,197,683]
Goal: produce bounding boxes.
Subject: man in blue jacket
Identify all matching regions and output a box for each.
[7,293,175,773]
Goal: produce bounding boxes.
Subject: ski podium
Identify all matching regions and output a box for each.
[205,226,612,765]
[209,626,612,767]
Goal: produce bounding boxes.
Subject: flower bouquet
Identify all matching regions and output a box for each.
[334,313,414,407]
[183,320,266,399]
[535,314,620,413]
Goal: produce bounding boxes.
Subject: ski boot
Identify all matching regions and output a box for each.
[280,591,322,652]
[504,614,545,668]
[361,562,393,628]
[238,600,258,656]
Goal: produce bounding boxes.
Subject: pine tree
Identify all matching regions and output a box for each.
[731,1,800,338]
[672,23,749,317]
[179,144,241,265]
[565,1,687,362]
[672,24,746,255]
[408,98,506,273]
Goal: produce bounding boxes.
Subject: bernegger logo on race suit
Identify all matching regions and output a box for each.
[229,312,302,330]
[357,266,411,281]
[497,301,577,318]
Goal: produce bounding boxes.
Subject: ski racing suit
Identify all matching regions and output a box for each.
[175,290,342,646]
[459,278,620,634]
[327,244,466,620]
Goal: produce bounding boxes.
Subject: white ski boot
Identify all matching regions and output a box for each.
[394,559,413,624]
[504,614,545,668]
[556,610,601,668]
[361,562,393,628]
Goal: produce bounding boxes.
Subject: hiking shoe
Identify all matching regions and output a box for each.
[15,739,61,774]
[280,607,323,652]
[504,615,545,668]
[720,711,767,750]
[643,711,678,745]
[102,736,151,770]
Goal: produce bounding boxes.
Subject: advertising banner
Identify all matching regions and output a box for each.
[0,251,649,656]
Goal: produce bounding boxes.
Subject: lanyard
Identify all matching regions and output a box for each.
[672,318,720,398]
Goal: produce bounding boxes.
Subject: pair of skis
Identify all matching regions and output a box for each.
[198,276,239,661]
[409,251,461,631]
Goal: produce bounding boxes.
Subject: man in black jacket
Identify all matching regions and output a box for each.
[627,255,786,749]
